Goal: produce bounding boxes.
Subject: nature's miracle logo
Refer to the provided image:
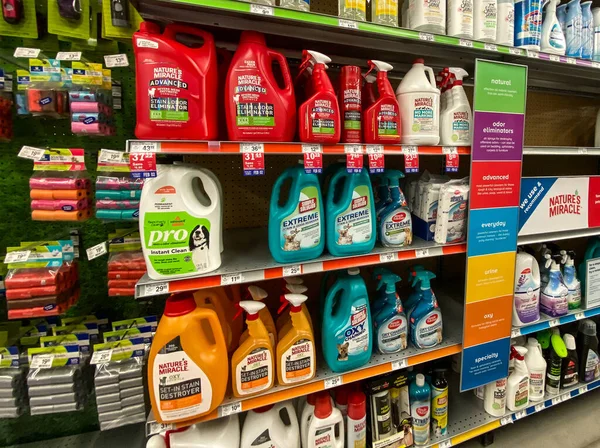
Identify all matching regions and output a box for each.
[549,190,581,217]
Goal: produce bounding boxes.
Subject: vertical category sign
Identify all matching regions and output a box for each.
[460,60,528,392]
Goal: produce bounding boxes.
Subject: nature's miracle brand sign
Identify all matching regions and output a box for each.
[518,176,600,235]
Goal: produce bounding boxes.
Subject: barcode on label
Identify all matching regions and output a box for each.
[219,401,242,417]
[221,273,244,285]
[324,376,343,389]
[104,54,129,68]
[549,54,561,62]
[56,52,82,61]
[548,319,560,327]
[442,146,458,155]
[99,149,126,163]
[592,62,600,69]
[578,148,588,155]
[579,385,588,394]
[575,312,586,320]
[18,146,46,161]
[419,32,434,42]
[567,57,577,64]
[484,43,498,51]
[4,250,31,264]
[380,252,398,263]
[511,328,521,338]
[144,282,169,297]
[527,50,539,58]
[31,354,54,369]
[500,416,513,425]
[86,242,108,260]
[402,146,418,155]
[283,265,302,276]
[440,440,452,448]
[366,145,384,154]
[515,410,526,420]
[147,422,175,437]
[551,396,562,406]
[509,47,523,55]
[391,358,408,371]
[14,47,40,58]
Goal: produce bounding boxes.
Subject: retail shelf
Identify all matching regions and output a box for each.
[135,228,466,298]
[523,146,600,156]
[126,140,470,156]
[517,227,600,245]
[511,305,600,338]
[427,377,600,448]
[137,0,600,93]
[146,305,463,434]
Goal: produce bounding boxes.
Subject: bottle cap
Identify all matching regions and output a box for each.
[236,300,265,321]
[347,391,366,420]
[348,268,360,276]
[307,392,317,406]
[285,276,304,285]
[314,392,333,419]
[416,373,425,387]
[563,333,576,350]
[164,293,196,317]
[413,58,425,64]
[286,283,308,294]
[581,319,597,336]
[335,386,349,406]
[277,293,308,314]
[247,285,268,301]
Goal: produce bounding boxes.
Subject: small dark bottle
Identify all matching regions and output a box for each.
[561,333,579,388]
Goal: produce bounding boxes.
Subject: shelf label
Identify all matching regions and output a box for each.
[511,328,521,338]
[219,401,242,417]
[130,141,159,153]
[14,47,40,58]
[144,282,169,297]
[368,152,385,174]
[403,146,419,173]
[99,149,126,164]
[324,375,343,389]
[445,153,459,173]
[241,143,265,176]
[459,39,473,48]
[104,54,129,68]
[221,273,245,285]
[548,319,560,327]
[439,440,452,448]
[575,312,586,320]
[509,47,523,55]
[526,50,539,59]
[419,32,434,42]
[147,422,175,437]
[129,152,157,178]
[250,4,273,15]
[4,250,31,264]
[567,57,577,65]
[578,147,588,155]
[562,393,571,401]
[303,144,323,174]
[551,396,562,406]
[346,152,363,173]
[514,410,526,420]
[18,146,46,161]
[579,385,588,394]
[500,416,513,426]
[380,252,398,263]
[56,51,82,61]
[415,248,430,258]
[31,354,54,369]
[283,265,302,277]
[484,43,498,52]
[90,349,113,365]
[442,146,458,155]
[549,54,561,62]
[391,358,408,371]
[338,18,358,29]
[593,62,600,69]
[86,242,108,260]
[534,403,545,412]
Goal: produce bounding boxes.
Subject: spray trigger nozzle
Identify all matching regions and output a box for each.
[365,59,393,78]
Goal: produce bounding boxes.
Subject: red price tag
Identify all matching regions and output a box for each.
[445,153,459,172]
[368,153,384,174]
[242,152,265,176]
[404,153,419,173]
[129,152,157,178]
[346,154,363,173]
[304,152,323,174]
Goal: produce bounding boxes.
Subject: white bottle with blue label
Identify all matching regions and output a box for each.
[410,374,431,446]
[410,271,443,349]
[373,273,408,354]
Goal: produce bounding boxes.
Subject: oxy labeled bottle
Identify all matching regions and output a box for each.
[507,346,530,411]
[363,60,401,144]
[541,0,566,54]
[525,338,546,401]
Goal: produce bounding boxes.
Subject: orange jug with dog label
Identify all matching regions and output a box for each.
[149,292,228,424]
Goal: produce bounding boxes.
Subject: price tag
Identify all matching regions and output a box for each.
[86,242,108,260]
[380,252,398,263]
[148,422,175,437]
[442,146,458,155]
[90,349,113,365]
[534,403,545,412]
[578,148,588,155]
[511,327,521,338]
[129,152,157,178]
[579,385,588,394]
[509,47,523,55]
[403,146,419,173]
[567,57,577,64]
[56,51,82,61]
[241,143,265,176]
[18,145,46,161]
[302,144,323,174]
[445,153,459,173]
[130,141,159,153]
[548,319,560,327]
[221,273,245,285]
[562,393,571,402]
[592,62,600,69]
[440,440,452,448]
[338,18,358,29]
[368,152,385,174]
[419,32,434,42]
[575,312,586,320]
[99,149,126,164]
[527,50,539,59]
[144,282,169,297]
[515,410,526,420]
[415,248,430,258]
[104,54,129,68]
[346,153,363,173]
[283,265,302,276]
[500,416,513,426]
[31,354,54,369]
[551,396,562,406]
[549,54,561,62]
[459,39,473,48]
[4,250,31,264]
[14,47,40,58]
[391,358,408,371]
[324,375,343,389]
[484,43,498,52]
[250,4,273,14]
[219,401,242,417]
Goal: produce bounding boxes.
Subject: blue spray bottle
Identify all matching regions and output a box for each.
[269,164,324,263]
[372,272,402,316]
[582,1,594,59]
[405,265,426,322]
[566,0,583,57]
[372,267,393,311]
[410,271,443,349]
[379,170,412,248]
[322,268,372,372]
[374,275,408,354]
[326,167,376,257]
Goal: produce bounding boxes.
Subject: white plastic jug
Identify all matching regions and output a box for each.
[395,59,441,145]
[140,164,222,279]
[146,415,240,448]
[241,400,300,448]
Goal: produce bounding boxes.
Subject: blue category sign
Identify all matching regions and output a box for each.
[467,207,519,257]
[461,337,511,391]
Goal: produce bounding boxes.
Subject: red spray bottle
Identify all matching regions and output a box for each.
[297,50,341,144]
[339,66,362,143]
[362,60,401,144]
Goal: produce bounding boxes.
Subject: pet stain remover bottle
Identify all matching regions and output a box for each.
[363,60,401,144]
[540,260,569,317]
[306,392,345,448]
[525,338,546,401]
[513,249,541,326]
[372,270,399,315]
[277,283,310,334]
[410,271,442,349]
[194,289,234,352]
[322,268,373,372]
[506,346,529,411]
[484,378,506,417]
[241,401,300,448]
[269,164,324,263]
[439,68,472,146]
[546,333,567,393]
[241,285,277,347]
[410,374,431,446]
[374,274,408,354]
[563,253,582,309]
[379,170,412,248]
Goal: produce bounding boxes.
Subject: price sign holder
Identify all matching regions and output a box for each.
[129,152,157,178]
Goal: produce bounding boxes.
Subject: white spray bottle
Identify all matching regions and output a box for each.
[440,68,472,146]
[542,0,567,54]
[525,338,547,402]
[506,346,530,411]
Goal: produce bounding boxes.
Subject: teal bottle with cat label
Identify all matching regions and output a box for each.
[410,271,442,349]
[374,274,408,354]
[326,167,376,257]
[322,268,372,372]
[269,164,324,263]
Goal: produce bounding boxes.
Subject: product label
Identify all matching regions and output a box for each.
[482,0,498,39]
[281,339,314,384]
[448,0,473,35]
[347,416,367,448]
[313,425,336,448]
[546,355,562,394]
[375,0,398,17]
[143,207,213,276]
[153,336,211,421]
[377,314,408,353]
[344,0,366,13]
[411,400,430,445]
[377,104,399,136]
[530,371,544,397]
[540,288,568,317]
[550,23,566,50]
[374,394,392,436]
[280,187,322,251]
[421,0,444,26]
[567,284,582,310]
[562,359,578,387]
[410,96,436,133]
[381,210,412,246]
[451,110,471,143]
[584,350,600,382]
[514,267,541,324]
[515,0,541,46]
[444,191,468,243]
[514,377,529,407]
[311,99,337,135]
[491,378,507,410]
[235,347,272,395]
[336,301,370,359]
[432,386,448,436]
[335,186,372,246]
[411,309,443,348]
[342,87,362,141]
[148,66,190,123]
[251,429,280,448]
[233,65,275,130]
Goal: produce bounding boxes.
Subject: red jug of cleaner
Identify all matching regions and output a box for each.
[226,31,296,141]
[133,22,218,140]
[297,50,340,144]
[362,60,401,144]
[339,66,362,143]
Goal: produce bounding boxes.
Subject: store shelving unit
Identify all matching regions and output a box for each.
[517,228,600,246]
[523,146,600,156]
[511,305,600,338]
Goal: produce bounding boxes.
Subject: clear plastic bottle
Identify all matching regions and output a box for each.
[373,0,399,26]
[280,0,309,12]
[339,0,366,21]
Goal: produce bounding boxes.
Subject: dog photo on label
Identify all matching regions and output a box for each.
[189,224,210,271]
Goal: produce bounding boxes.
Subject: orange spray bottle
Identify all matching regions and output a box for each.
[363,60,401,144]
[239,285,277,348]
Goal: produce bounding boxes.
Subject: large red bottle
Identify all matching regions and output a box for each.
[298,50,340,144]
[339,66,362,143]
[362,60,401,144]
[133,22,218,140]
[225,31,296,142]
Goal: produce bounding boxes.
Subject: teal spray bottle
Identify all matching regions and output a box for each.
[410,271,442,349]
[379,170,412,247]
[371,267,394,314]
[405,265,426,323]
[373,274,408,354]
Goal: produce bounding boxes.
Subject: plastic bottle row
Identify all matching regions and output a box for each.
[134,24,472,145]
